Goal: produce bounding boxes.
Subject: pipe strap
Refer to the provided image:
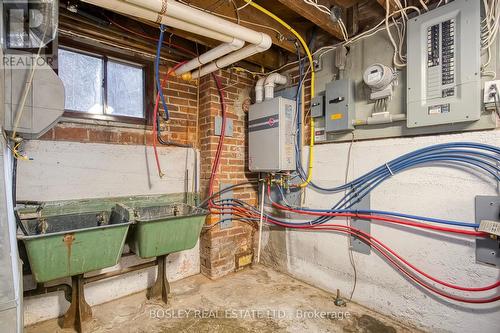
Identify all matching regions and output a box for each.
[156,0,168,23]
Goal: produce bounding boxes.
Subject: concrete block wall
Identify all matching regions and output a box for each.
[261,130,500,333]
[18,140,200,325]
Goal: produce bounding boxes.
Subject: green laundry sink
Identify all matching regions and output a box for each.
[128,203,207,258]
[18,204,132,283]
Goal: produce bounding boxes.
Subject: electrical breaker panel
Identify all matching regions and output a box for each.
[248,97,296,172]
[406,0,481,128]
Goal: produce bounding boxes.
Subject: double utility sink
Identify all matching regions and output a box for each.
[18,201,207,283]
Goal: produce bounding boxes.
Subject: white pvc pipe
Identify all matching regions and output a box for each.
[125,0,266,45]
[175,38,245,75]
[191,37,272,78]
[264,73,287,100]
[83,0,234,43]
[255,77,266,104]
[85,0,272,79]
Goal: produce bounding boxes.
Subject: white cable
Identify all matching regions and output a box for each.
[302,0,348,41]
[234,4,422,74]
[236,0,252,11]
[385,0,406,67]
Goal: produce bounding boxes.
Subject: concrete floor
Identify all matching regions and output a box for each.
[26,265,421,333]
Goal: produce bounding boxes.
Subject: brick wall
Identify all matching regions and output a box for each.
[197,69,259,279]
[40,64,198,147]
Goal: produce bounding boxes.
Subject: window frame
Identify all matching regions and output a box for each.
[58,41,154,126]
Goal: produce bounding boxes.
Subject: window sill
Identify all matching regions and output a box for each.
[60,115,152,131]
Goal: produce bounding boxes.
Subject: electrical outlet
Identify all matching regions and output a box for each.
[483,80,500,105]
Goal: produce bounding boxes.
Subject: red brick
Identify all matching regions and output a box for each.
[54,126,88,142]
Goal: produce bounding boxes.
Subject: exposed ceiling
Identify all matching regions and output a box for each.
[63,0,439,71]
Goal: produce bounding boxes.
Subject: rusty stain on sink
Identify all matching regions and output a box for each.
[63,233,75,273]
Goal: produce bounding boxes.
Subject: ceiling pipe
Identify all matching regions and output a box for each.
[255,77,266,104]
[264,73,288,100]
[191,37,271,79]
[174,38,245,76]
[123,0,267,45]
[91,0,272,78]
[82,0,235,43]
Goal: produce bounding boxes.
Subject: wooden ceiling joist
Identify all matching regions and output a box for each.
[276,0,345,40]
[181,0,302,55]
[376,0,399,13]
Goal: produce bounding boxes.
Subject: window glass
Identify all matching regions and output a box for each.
[106,60,144,118]
[58,48,145,120]
[58,48,103,114]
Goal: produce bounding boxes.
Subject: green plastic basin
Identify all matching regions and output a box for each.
[128,203,207,258]
[18,205,131,283]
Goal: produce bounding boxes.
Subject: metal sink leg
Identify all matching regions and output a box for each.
[147,254,170,304]
[62,274,92,333]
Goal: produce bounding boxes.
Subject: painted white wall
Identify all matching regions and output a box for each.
[262,130,500,333]
[16,140,201,325]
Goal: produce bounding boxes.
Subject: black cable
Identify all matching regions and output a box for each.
[156,115,193,148]
[12,158,29,236]
[198,180,260,208]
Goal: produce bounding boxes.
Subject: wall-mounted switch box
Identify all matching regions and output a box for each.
[475,196,500,267]
[325,79,355,133]
[483,80,500,106]
[215,116,233,137]
[311,94,325,118]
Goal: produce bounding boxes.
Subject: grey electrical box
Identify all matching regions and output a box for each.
[248,97,296,172]
[325,79,355,132]
[311,94,324,118]
[406,0,481,128]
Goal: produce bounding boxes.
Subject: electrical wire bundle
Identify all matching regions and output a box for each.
[481,0,500,77]
[296,142,500,219]
[205,163,500,304]
[302,0,349,41]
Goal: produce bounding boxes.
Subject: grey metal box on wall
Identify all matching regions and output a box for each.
[311,94,325,118]
[248,97,296,172]
[325,79,355,132]
[3,63,65,139]
[406,0,481,128]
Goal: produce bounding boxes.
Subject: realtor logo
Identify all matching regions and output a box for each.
[2,0,58,69]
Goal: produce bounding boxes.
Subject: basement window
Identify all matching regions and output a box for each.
[58,47,146,123]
